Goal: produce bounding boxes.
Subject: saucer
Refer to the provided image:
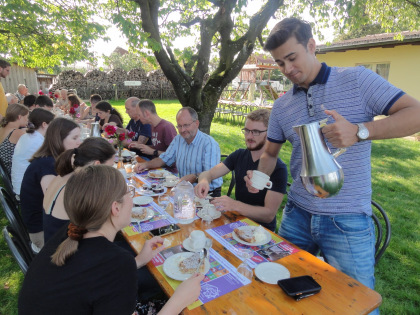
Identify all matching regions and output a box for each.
[182,237,212,252]
[254,262,290,284]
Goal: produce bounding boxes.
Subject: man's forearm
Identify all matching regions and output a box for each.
[146,157,165,169]
[198,170,212,185]
[368,95,420,140]
[258,151,278,176]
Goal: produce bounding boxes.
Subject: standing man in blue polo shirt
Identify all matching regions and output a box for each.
[246,17,420,299]
[134,107,223,196]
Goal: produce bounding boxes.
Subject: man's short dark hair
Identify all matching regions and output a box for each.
[264,18,313,51]
[35,95,53,108]
[0,59,11,68]
[90,94,102,104]
[138,99,157,114]
[23,95,37,108]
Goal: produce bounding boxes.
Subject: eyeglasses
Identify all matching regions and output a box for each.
[176,121,196,129]
[241,128,268,136]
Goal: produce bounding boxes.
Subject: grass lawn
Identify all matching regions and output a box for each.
[1,100,419,314]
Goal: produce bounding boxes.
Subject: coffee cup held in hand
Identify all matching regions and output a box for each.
[189,230,206,250]
[250,170,272,190]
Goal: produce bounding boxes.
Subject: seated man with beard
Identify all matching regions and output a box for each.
[195,109,288,231]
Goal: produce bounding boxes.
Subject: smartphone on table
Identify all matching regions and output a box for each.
[149,224,181,237]
[278,275,321,301]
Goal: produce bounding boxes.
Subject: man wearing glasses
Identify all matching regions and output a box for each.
[134,107,223,196]
[195,109,288,231]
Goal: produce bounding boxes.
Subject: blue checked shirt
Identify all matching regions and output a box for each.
[160,130,223,191]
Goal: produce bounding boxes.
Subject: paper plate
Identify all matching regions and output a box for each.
[254,262,290,284]
[163,252,210,281]
[131,207,154,222]
[232,226,271,246]
[133,196,153,206]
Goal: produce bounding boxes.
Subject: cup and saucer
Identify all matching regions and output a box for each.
[183,230,212,252]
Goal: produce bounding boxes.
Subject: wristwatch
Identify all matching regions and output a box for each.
[153,150,159,157]
[356,123,369,141]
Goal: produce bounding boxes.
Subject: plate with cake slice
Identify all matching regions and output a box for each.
[232,225,271,246]
[163,252,210,281]
[131,207,154,222]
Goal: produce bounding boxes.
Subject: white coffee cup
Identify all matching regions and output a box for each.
[203,204,219,218]
[165,175,178,186]
[251,170,272,190]
[189,230,206,249]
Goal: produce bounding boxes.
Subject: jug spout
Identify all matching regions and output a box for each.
[293,120,345,198]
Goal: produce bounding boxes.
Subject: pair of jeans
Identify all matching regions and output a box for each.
[279,200,376,290]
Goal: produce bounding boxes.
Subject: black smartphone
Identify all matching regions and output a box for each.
[149,224,181,237]
[278,276,321,300]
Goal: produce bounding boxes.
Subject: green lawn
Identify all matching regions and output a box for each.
[1,100,419,314]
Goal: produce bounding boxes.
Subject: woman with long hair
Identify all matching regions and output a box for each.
[43,137,115,242]
[19,165,203,314]
[95,100,123,130]
[0,103,29,176]
[11,108,55,195]
[20,117,81,252]
[68,93,87,116]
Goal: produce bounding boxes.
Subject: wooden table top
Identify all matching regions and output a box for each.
[122,173,382,315]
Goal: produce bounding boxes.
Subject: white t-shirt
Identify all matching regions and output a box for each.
[11,131,44,195]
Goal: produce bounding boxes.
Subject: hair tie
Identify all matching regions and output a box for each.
[67,222,87,241]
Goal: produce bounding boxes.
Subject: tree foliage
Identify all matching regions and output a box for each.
[1,0,419,131]
[102,51,156,72]
[0,0,107,71]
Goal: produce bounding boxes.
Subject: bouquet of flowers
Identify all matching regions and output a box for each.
[69,102,79,119]
[104,125,135,156]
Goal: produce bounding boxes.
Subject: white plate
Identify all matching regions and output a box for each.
[148,170,168,179]
[163,252,210,281]
[182,238,212,252]
[254,262,290,284]
[131,207,154,222]
[232,226,271,246]
[196,209,221,220]
[133,196,154,206]
[138,186,167,197]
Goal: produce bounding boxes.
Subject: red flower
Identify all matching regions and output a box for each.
[73,103,79,108]
[127,131,135,139]
[69,107,76,114]
[118,133,126,141]
[104,125,117,136]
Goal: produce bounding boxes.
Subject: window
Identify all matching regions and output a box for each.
[357,63,390,80]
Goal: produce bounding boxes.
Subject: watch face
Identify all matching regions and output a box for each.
[358,124,369,140]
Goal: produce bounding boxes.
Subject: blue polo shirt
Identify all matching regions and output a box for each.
[268,63,404,215]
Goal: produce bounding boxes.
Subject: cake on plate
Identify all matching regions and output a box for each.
[179,253,205,274]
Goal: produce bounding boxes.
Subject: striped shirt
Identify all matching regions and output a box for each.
[268,63,405,215]
[160,130,222,191]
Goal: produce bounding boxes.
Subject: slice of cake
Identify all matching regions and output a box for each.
[234,225,266,243]
[234,226,256,243]
[179,253,204,274]
[132,208,148,220]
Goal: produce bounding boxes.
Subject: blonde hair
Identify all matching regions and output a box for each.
[246,109,271,127]
[51,165,126,266]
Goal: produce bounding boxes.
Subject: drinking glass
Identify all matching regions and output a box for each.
[125,163,135,184]
[201,207,213,226]
[235,248,253,281]
[158,195,171,210]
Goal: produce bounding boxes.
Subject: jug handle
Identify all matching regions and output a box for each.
[332,147,346,158]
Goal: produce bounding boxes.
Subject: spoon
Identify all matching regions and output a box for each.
[195,248,208,274]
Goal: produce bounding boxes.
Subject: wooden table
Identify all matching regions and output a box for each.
[122,175,382,314]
